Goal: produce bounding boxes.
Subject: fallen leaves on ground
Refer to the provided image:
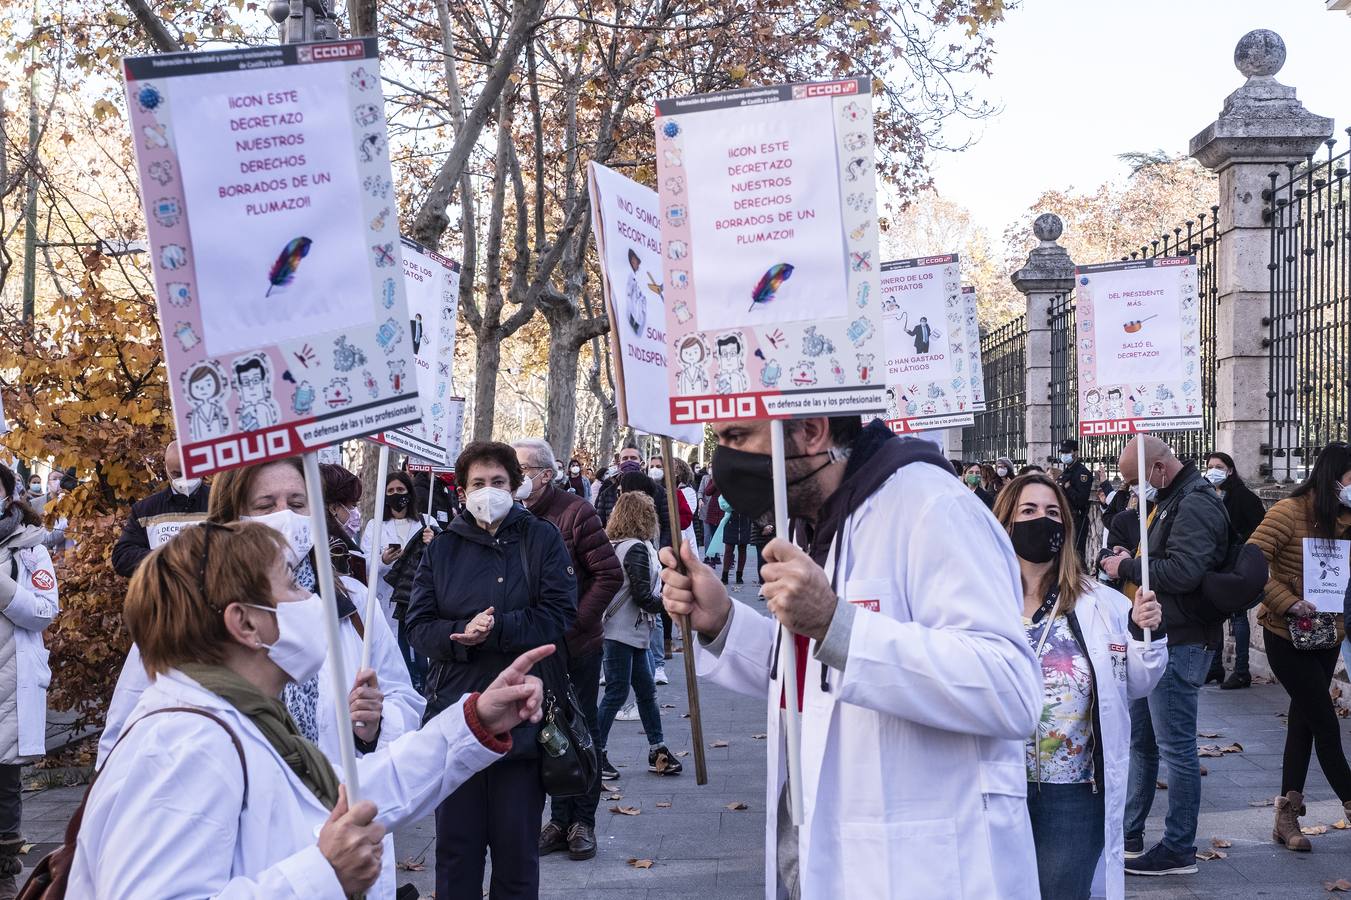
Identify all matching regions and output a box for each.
[726,801,749,810]
[1335,820,1351,830]
[710,739,729,748]
[661,704,676,709]
[1253,674,1274,684]
[1196,848,1227,861]
[1303,824,1330,836]
[1249,798,1274,807]
[628,858,654,869]
[1198,743,1243,757]
[397,858,426,872]
[1197,731,1221,739]
[1211,837,1232,849]
[676,750,689,757]
[681,713,690,718]
[606,792,623,800]
[610,805,641,816]
[1325,879,1351,892]
[751,733,767,740]
[656,801,672,808]
[19,843,33,855]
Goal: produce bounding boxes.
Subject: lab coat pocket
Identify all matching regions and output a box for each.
[33,644,51,690]
[840,579,894,617]
[1106,632,1129,685]
[839,817,961,898]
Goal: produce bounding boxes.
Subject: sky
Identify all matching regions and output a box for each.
[927,0,1351,238]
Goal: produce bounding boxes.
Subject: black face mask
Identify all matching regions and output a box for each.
[386,493,410,513]
[711,444,832,520]
[1010,516,1065,565]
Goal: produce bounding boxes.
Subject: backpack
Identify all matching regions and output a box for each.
[18,707,247,899]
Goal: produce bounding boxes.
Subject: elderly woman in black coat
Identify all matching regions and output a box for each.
[1203,451,1267,689]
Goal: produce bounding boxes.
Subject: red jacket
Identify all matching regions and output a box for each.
[527,484,622,657]
[677,489,693,530]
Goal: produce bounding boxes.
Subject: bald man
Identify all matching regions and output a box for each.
[1101,434,1230,877]
[111,441,211,577]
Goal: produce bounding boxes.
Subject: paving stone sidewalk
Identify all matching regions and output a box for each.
[17,572,1351,899]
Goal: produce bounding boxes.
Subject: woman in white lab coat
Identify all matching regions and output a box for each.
[69,519,550,898]
[96,457,423,898]
[992,473,1168,900]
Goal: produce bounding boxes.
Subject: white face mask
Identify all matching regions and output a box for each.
[995,466,1009,478]
[514,477,534,501]
[1340,483,1351,510]
[243,509,314,566]
[1140,482,1159,503]
[1059,453,1074,465]
[344,506,362,535]
[648,467,664,481]
[171,476,202,496]
[466,487,514,527]
[1203,468,1228,487]
[570,466,581,476]
[244,595,328,684]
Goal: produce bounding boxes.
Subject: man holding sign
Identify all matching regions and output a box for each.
[1100,435,1229,876]
[659,415,1041,899]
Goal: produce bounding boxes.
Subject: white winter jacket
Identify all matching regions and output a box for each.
[1070,583,1168,900]
[96,577,423,898]
[0,525,58,763]
[698,460,1043,899]
[71,670,499,899]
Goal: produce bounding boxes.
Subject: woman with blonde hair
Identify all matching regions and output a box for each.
[69,520,549,898]
[595,492,682,782]
[992,473,1167,900]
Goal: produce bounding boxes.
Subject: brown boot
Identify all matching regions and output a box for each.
[1273,791,1312,851]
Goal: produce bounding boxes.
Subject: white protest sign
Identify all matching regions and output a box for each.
[377,238,462,464]
[1303,538,1351,613]
[1075,257,1201,435]
[961,286,986,412]
[123,40,419,478]
[146,512,207,550]
[881,253,973,433]
[654,78,886,423]
[587,162,701,444]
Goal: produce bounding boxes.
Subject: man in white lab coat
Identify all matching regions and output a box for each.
[660,417,1042,899]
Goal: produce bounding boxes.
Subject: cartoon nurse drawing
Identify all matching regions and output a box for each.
[182,361,231,441]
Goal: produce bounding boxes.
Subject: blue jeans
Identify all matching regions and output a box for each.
[647,617,665,674]
[598,640,664,748]
[1027,781,1104,900]
[1230,612,1250,675]
[397,619,428,694]
[1124,643,1213,854]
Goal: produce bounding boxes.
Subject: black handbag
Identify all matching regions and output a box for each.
[517,528,597,797]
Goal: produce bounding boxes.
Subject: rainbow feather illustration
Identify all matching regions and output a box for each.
[266,236,313,297]
[749,263,794,312]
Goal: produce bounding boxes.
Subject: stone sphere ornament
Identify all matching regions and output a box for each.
[1234,29,1285,79]
[1033,213,1063,243]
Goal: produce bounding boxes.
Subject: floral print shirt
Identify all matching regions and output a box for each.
[1023,613,1095,783]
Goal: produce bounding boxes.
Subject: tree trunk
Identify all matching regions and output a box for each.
[472,334,501,442]
[543,326,582,458]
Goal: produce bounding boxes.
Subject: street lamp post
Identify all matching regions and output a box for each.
[266,0,340,44]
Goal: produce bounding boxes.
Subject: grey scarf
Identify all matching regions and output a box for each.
[0,505,24,546]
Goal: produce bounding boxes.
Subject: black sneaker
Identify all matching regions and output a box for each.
[1221,671,1252,690]
[1123,835,1144,859]
[648,745,684,776]
[1124,843,1198,876]
[599,751,620,781]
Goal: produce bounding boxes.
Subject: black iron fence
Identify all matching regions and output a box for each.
[1047,209,1222,475]
[1263,134,1351,483]
[962,315,1027,464]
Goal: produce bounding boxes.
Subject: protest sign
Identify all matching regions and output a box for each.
[654,78,887,423]
[1074,257,1202,435]
[1303,538,1351,613]
[146,512,207,550]
[123,40,419,478]
[587,162,701,444]
[881,254,974,433]
[377,238,462,463]
[961,286,986,412]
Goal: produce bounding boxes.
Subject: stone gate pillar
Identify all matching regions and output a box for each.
[1011,213,1076,466]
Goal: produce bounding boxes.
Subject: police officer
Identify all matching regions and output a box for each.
[1057,438,1093,563]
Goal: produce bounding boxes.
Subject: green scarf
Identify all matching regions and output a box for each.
[181,663,340,810]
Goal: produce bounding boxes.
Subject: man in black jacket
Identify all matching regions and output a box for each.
[594,445,670,546]
[111,441,210,577]
[1057,438,1093,563]
[1101,434,1230,878]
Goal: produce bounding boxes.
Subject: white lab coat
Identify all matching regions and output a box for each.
[697,461,1043,899]
[361,515,430,636]
[1071,583,1168,900]
[96,577,424,898]
[0,540,58,761]
[71,669,498,899]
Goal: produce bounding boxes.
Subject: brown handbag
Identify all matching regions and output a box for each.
[17,706,248,899]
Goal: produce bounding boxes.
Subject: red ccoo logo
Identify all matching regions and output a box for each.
[791,81,860,100]
[298,41,366,63]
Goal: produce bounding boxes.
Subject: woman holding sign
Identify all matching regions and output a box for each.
[68,520,550,898]
[1250,442,1351,851]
